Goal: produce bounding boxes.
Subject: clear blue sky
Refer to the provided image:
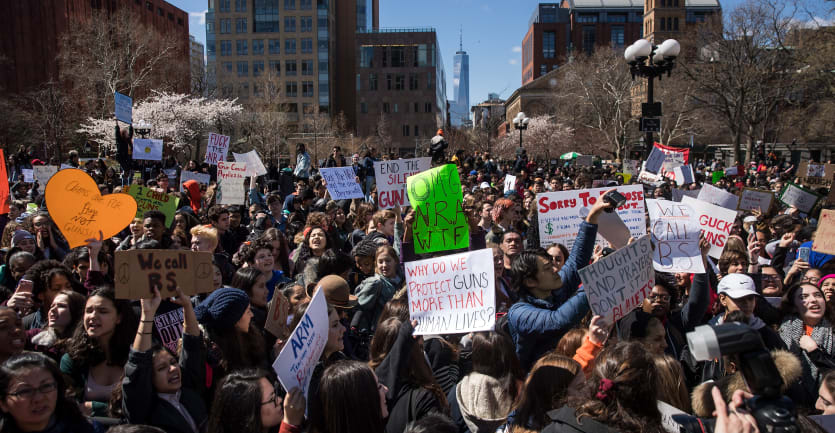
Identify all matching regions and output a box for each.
[173,0,817,106]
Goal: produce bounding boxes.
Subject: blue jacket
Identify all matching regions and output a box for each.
[508,221,598,371]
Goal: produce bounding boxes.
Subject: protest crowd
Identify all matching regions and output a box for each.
[1,133,835,433]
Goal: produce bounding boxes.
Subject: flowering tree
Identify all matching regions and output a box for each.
[77,92,242,161]
[494,116,574,159]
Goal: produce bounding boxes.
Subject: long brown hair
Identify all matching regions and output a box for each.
[510,353,581,433]
[653,353,692,413]
[309,361,385,433]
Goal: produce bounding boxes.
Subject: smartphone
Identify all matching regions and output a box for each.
[603,190,627,212]
[16,279,33,294]
[798,247,811,262]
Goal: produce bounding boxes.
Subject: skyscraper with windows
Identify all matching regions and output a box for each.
[450,33,470,128]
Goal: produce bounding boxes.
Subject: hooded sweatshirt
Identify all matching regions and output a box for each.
[182,180,202,213]
[455,372,513,433]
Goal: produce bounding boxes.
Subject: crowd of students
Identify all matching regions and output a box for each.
[0,142,833,433]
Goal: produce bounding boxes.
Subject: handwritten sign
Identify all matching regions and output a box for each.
[154,308,184,353]
[537,185,646,249]
[114,92,132,124]
[132,139,163,161]
[812,210,835,256]
[579,235,654,324]
[796,162,835,189]
[503,174,517,193]
[623,159,641,176]
[647,199,705,273]
[45,169,138,248]
[21,169,34,183]
[320,167,364,200]
[233,150,268,176]
[0,150,9,214]
[179,170,210,192]
[407,164,469,254]
[33,166,58,194]
[272,288,328,399]
[114,250,214,299]
[405,248,495,335]
[779,182,821,214]
[738,188,773,212]
[681,196,737,260]
[697,184,739,209]
[374,157,432,209]
[127,185,179,227]
[204,133,230,165]
[217,161,248,205]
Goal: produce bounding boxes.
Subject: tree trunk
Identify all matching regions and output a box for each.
[744,124,754,166]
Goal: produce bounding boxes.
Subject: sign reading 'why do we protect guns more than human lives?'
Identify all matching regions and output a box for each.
[405,248,495,335]
[407,164,470,254]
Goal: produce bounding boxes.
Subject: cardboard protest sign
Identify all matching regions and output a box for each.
[697,184,739,209]
[796,162,835,190]
[779,182,821,214]
[537,185,646,249]
[576,155,593,167]
[647,199,705,273]
[812,210,835,256]
[681,196,737,260]
[272,288,328,398]
[673,165,694,185]
[132,139,163,161]
[644,146,666,174]
[33,166,58,194]
[320,167,364,200]
[233,150,268,176]
[126,185,179,227]
[407,164,469,254]
[179,170,211,192]
[738,188,773,212]
[204,132,230,165]
[503,174,517,193]
[216,161,248,205]
[405,248,495,335]
[374,157,432,209]
[579,235,654,324]
[114,92,132,124]
[45,169,137,248]
[0,150,9,214]
[154,308,184,353]
[114,250,214,299]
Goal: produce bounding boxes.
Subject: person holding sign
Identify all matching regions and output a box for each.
[507,190,616,370]
[208,369,305,433]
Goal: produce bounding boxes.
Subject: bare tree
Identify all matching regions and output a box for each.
[240,69,291,164]
[25,81,71,162]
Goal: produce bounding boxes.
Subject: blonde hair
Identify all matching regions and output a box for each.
[190,225,218,251]
[653,353,692,413]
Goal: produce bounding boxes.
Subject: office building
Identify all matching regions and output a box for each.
[334,0,379,131]
[190,35,206,94]
[643,0,721,43]
[355,28,447,155]
[450,33,470,127]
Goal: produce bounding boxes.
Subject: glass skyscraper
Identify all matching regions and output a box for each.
[450,39,470,127]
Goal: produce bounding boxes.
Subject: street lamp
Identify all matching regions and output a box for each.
[512,112,530,149]
[134,120,152,139]
[624,38,680,157]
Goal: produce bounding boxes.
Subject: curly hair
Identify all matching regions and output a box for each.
[66,287,138,368]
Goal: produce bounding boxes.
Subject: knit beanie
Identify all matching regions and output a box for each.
[194,287,250,331]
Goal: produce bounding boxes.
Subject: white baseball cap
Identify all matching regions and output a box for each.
[717,273,758,299]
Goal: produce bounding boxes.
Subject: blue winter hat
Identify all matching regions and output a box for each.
[194,287,250,330]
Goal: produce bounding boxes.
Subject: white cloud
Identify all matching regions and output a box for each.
[189,10,208,26]
[512,46,522,53]
[508,59,518,65]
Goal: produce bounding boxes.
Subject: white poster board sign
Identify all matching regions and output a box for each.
[374,157,432,209]
[217,161,248,205]
[658,401,687,433]
[578,235,654,323]
[320,167,364,200]
[21,169,34,183]
[33,166,58,193]
[503,174,517,193]
[647,199,705,273]
[204,133,230,165]
[537,185,646,249]
[132,139,163,161]
[405,248,495,335]
[681,196,737,260]
[233,150,268,176]
[114,92,132,124]
[272,288,328,399]
[179,170,211,192]
[697,184,739,209]
[738,188,773,212]
[779,183,821,214]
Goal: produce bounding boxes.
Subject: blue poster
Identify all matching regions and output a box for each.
[115,92,133,124]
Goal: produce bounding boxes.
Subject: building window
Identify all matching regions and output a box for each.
[611,25,625,47]
[285,38,296,53]
[220,40,232,56]
[236,18,247,33]
[302,81,314,97]
[409,73,418,90]
[425,103,432,113]
[207,21,216,34]
[300,16,313,32]
[395,74,405,90]
[543,31,556,58]
[254,0,279,32]
[237,61,249,76]
[285,60,297,75]
[427,72,433,89]
[318,61,328,74]
[178,17,183,25]
[284,16,296,32]
[220,19,231,34]
[222,62,234,74]
[394,103,398,113]
[674,17,679,30]
[383,103,390,113]
[369,73,378,90]
[286,82,298,97]
[252,39,264,54]
[236,39,248,55]
[582,25,596,54]
[268,39,280,54]
[235,0,246,11]
[402,125,409,137]
[284,0,295,10]
[168,12,174,20]
[540,64,547,76]
[414,125,419,136]
[414,102,419,112]
[390,46,405,67]
[146,1,153,11]
[219,0,230,12]
[269,60,281,74]
[577,13,598,23]
[158,7,164,16]
[360,102,368,113]
[239,83,249,99]
[386,74,392,90]
[207,41,216,56]
[608,13,627,22]
[253,61,265,76]
[360,46,374,67]
[301,60,313,75]
[301,38,313,53]
[300,0,312,9]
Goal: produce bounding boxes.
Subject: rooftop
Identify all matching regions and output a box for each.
[357,27,436,34]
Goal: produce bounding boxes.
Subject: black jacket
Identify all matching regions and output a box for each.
[541,407,615,433]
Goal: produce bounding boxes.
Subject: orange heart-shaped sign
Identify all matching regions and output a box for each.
[45,169,138,248]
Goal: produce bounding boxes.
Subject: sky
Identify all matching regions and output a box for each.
[173,0,825,108]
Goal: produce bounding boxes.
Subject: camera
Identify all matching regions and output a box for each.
[602,190,626,212]
[673,323,798,433]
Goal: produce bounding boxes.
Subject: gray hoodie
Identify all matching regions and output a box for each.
[456,372,513,433]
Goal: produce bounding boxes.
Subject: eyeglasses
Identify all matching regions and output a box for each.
[7,382,58,400]
[761,274,781,282]
[648,294,671,302]
[261,390,279,407]
[803,276,821,284]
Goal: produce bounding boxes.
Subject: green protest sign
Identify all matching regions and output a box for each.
[406,164,469,254]
[711,170,724,184]
[127,185,180,227]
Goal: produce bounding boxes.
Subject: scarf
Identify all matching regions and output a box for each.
[779,315,835,394]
